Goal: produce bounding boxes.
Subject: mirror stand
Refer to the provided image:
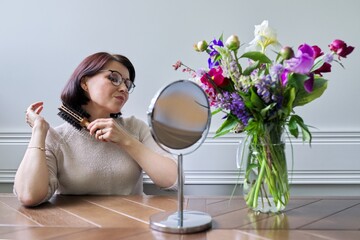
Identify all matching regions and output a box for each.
[148,80,213,234]
[149,154,212,234]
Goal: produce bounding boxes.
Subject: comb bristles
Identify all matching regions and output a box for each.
[60,105,82,121]
[58,111,83,130]
[58,104,90,130]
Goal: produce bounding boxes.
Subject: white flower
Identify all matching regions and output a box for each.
[245,20,281,52]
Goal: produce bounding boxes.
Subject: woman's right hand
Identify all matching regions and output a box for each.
[25,101,49,132]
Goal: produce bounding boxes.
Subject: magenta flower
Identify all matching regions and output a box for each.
[312,45,332,76]
[304,73,315,92]
[314,62,332,76]
[284,44,315,74]
[201,67,229,88]
[329,39,354,59]
[280,69,290,86]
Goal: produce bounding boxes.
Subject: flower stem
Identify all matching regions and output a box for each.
[252,157,266,208]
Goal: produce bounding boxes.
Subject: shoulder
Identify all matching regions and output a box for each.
[46,122,76,146]
[118,115,148,129]
[117,116,150,140]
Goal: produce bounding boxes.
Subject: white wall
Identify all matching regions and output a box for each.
[1,0,359,194]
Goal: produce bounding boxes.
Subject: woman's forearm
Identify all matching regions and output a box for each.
[122,139,178,188]
[14,126,50,206]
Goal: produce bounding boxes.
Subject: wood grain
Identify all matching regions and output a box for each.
[1,194,359,240]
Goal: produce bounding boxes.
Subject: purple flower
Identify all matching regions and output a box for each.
[255,75,277,103]
[271,63,284,76]
[208,38,224,68]
[323,53,334,63]
[280,69,290,86]
[218,92,250,125]
[284,44,315,74]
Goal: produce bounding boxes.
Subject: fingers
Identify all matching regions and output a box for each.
[26,101,44,112]
[25,102,44,128]
[87,118,111,135]
[87,119,119,142]
[34,105,43,114]
[93,127,111,142]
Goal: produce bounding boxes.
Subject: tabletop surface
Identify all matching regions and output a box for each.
[0,193,359,240]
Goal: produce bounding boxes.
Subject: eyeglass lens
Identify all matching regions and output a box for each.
[108,71,135,93]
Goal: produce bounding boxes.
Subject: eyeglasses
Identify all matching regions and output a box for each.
[99,69,135,93]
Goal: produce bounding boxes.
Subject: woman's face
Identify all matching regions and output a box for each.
[82,61,131,118]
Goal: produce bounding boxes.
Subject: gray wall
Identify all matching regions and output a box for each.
[1,0,359,195]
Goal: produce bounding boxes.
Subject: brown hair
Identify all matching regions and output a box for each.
[60,52,136,116]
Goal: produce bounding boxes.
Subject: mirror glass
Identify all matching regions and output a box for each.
[148,80,210,153]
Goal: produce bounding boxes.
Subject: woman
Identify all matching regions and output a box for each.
[14,52,178,207]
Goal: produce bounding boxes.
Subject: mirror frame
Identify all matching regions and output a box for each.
[147,79,211,155]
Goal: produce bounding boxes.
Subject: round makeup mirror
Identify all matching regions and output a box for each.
[147,80,212,234]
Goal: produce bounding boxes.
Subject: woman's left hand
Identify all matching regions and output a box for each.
[87,118,131,145]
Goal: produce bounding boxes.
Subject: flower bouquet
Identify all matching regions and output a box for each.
[174,20,354,212]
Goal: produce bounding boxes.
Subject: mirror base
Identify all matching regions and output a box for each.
[150,210,212,234]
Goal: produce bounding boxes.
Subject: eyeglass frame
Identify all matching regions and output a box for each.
[98,69,136,93]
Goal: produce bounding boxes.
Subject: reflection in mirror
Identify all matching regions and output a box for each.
[149,80,210,151]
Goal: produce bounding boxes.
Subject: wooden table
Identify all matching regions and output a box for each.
[0,193,359,239]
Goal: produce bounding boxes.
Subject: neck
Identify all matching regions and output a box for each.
[82,104,111,122]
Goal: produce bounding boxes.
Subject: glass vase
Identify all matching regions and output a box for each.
[237,124,290,213]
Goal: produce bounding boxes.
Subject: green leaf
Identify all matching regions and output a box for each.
[286,73,309,88]
[214,116,238,138]
[296,77,328,107]
[214,53,222,62]
[249,87,265,110]
[240,51,272,64]
[287,73,329,107]
[310,56,325,72]
[219,33,224,42]
[245,163,259,179]
[243,61,260,76]
[301,126,312,143]
[289,115,312,143]
[260,102,277,118]
[288,116,299,138]
[211,108,223,116]
[283,87,296,116]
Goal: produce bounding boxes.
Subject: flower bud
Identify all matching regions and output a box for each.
[279,46,295,60]
[194,40,208,52]
[225,35,240,51]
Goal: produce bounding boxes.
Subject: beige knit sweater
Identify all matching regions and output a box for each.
[40,116,176,203]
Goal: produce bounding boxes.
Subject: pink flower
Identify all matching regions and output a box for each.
[172,60,182,70]
[329,39,354,59]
